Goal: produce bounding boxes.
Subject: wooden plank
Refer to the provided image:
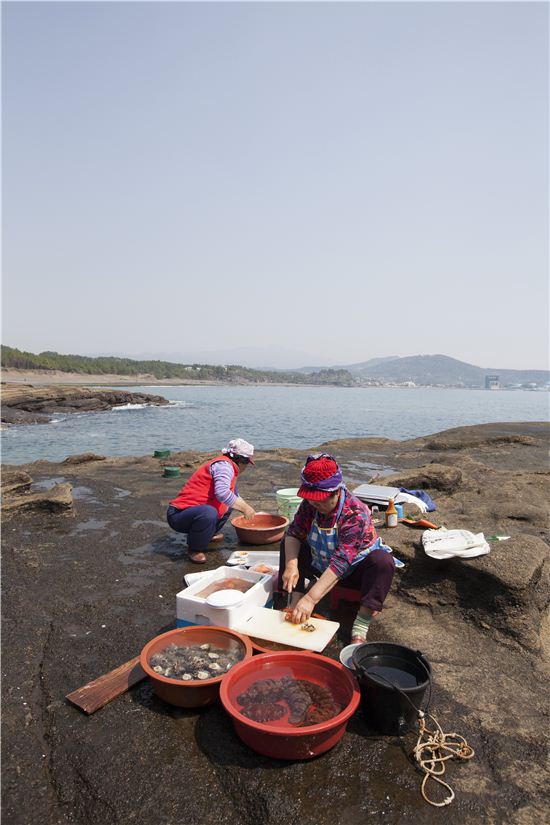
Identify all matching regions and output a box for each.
[66,656,147,715]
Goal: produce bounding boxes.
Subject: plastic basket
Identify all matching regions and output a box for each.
[276,488,302,521]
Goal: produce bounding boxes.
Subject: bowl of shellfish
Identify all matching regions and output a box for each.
[140,626,253,708]
[219,650,360,759]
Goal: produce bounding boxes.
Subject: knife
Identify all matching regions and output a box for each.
[286,587,292,609]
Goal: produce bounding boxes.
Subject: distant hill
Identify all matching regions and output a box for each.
[292,356,401,375]
[338,354,549,387]
[0,346,354,387]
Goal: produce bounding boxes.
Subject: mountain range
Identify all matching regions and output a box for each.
[334,354,549,387]
[84,350,548,388]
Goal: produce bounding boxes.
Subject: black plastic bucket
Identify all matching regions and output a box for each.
[351,642,431,735]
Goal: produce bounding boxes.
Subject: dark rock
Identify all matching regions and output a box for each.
[62,453,106,465]
[1,383,169,425]
[1,408,51,425]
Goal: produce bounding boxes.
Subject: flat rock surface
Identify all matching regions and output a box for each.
[2,422,549,825]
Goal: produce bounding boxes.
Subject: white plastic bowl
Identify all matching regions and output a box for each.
[205,589,245,608]
[339,643,362,670]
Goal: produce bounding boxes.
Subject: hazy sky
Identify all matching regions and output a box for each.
[2,1,548,369]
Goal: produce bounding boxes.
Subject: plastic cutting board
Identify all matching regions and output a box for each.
[234,607,339,652]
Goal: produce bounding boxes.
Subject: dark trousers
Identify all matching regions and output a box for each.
[278,538,395,612]
[167,505,232,552]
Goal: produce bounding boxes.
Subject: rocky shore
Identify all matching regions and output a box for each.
[1,422,549,825]
[1,382,169,425]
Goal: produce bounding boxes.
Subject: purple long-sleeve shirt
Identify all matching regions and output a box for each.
[210,460,238,507]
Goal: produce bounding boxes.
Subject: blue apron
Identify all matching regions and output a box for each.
[307,489,391,575]
[307,490,346,574]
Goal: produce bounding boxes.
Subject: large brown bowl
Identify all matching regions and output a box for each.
[140,626,253,708]
[232,513,289,545]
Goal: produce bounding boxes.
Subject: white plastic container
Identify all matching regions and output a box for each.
[176,566,272,629]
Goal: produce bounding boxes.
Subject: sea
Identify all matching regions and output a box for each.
[1,385,548,466]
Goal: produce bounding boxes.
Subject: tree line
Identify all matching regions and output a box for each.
[1,346,355,386]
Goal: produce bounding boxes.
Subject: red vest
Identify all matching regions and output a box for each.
[169,456,239,518]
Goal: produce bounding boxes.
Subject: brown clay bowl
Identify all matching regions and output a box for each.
[140,626,253,708]
[231,513,289,545]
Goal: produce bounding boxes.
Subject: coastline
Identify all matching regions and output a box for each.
[4,369,548,391]
[1,368,220,387]
[1,369,352,390]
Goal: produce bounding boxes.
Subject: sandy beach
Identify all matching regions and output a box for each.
[1,368,219,386]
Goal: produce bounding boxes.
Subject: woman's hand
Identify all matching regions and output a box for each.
[281,561,299,593]
[242,504,256,521]
[289,594,315,624]
[233,497,256,521]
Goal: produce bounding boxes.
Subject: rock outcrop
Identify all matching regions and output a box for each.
[1,473,73,516]
[1,383,169,425]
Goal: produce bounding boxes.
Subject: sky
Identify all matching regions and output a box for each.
[2,1,549,370]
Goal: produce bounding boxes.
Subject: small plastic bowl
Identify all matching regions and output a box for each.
[205,590,245,608]
[226,550,249,564]
[339,643,362,670]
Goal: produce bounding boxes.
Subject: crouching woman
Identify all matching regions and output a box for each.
[280,453,395,642]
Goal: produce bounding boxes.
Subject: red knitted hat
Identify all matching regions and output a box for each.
[297,455,342,501]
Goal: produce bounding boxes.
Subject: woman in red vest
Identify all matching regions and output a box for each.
[167,438,256,563]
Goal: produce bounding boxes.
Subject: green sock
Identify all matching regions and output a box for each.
[351,613,372,640]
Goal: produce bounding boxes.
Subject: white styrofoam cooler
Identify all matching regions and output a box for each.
[176,566,272,628]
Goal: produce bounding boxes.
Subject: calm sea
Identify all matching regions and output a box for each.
[1,385,548,465]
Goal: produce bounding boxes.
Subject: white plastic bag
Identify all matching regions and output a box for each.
[422,527,490,560]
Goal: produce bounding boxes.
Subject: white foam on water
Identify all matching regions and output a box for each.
[112,403,149,411]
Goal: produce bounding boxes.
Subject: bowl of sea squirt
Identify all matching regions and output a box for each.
[220,650,360,759]
[140,626,253,708]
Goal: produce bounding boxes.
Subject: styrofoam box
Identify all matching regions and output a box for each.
[176,566,272,629]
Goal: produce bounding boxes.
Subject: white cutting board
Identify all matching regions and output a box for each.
[234,607,339,653]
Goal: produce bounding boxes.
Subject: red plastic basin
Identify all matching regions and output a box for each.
[140,626,253,708]
[219,651,360,760]
[231,513,289,545]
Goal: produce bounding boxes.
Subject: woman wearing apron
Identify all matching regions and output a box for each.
[279,453,395,642]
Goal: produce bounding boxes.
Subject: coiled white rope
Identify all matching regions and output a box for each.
[412,710,475,807]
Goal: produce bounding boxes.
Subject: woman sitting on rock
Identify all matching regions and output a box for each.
[167,438,256,563]
[280,453,395,642]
